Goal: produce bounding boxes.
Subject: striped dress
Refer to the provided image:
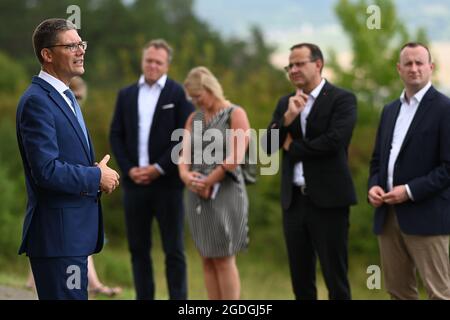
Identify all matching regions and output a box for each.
[185,106,249,258]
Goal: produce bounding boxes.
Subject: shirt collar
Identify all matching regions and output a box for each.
[400,81,432,105]
[38,70,70,94]
[138,74,167,89]
[309,78,326,100]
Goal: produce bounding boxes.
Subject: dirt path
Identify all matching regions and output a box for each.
[0,285,36,300]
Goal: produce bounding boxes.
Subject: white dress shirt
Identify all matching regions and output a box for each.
[38,70,75,114]
[293,78,326,186]
[387,81,432,199]
[137,74,167,174]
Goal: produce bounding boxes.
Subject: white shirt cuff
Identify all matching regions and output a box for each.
[405,184,414,201]
[154,163,165,175]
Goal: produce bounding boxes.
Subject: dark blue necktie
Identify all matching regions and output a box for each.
[64,89,90,150]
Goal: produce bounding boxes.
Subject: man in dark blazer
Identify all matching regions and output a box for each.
[16,18,119,300]
[110,39,194,300]
[264,43,357,300]
[368,42,450,299]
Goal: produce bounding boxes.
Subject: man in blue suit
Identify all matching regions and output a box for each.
[110,39,194,300]
[368,42,450,299]
[16,18,120,300]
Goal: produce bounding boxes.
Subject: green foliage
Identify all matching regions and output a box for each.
[0,51,28,95]
[0,0,433,279]
[329,0,429,120]
[0,0,292,257]
[0,120,26,259]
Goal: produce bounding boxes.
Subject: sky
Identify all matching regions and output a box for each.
[193,0,450,93]
[194,0,450,43]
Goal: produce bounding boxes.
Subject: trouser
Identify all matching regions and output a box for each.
[283,187,351,300]
[29,256,88,300]
[378,207,450,300]
[123,185,187,300]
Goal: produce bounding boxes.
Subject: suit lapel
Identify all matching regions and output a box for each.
[290,115,303,139]
[129,84,139,158]
[149,79,171,137]
[50,90,93,163]
[305,82,332,136]
[33,77,92,162]
[398,86,436,155]
[383,101,401,164]
[132,79,168,163]
[285,92,303,139]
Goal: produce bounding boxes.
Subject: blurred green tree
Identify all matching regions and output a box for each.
[0,1,292,259]
[329,0,429,122]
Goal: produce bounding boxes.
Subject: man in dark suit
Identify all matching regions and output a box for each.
[16,18,119,300]
[264,43,357,300]
[110,39,194,300]
[368,42,450,299]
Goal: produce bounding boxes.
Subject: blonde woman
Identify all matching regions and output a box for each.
[179,67,250,300]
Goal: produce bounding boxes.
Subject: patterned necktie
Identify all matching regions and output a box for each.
[64,89,90,150]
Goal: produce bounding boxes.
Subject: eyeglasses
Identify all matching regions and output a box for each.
[284,59,315,72]
[47,41,88,52]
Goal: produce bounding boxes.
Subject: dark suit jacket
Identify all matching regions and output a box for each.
[368,86,450,235]
[16,76,103,257]
[264,81,357,210]
[109,77,194,189]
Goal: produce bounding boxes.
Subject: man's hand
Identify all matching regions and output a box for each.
[368,186,386,208]
[141,165,161,184]
[128,167,151,185]
[382,185,409,205]
[98,154,120,194]
[283,133,293,151]
[283,89,308,126]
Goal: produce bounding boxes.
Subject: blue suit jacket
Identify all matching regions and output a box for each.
[16,76,104,257]
[368,86,450,235]
[109,77,194,189]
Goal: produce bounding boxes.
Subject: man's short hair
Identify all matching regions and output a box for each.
[400,42,432,63]
[290,42,324,72]
[32,18,77,65]
[143,39,173,63]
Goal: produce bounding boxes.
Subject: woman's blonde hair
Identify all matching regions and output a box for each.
[184,66,225,101]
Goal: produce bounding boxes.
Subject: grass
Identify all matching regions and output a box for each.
[0,251,391,300]
[0,224,395,300]
[90,231,294,300]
